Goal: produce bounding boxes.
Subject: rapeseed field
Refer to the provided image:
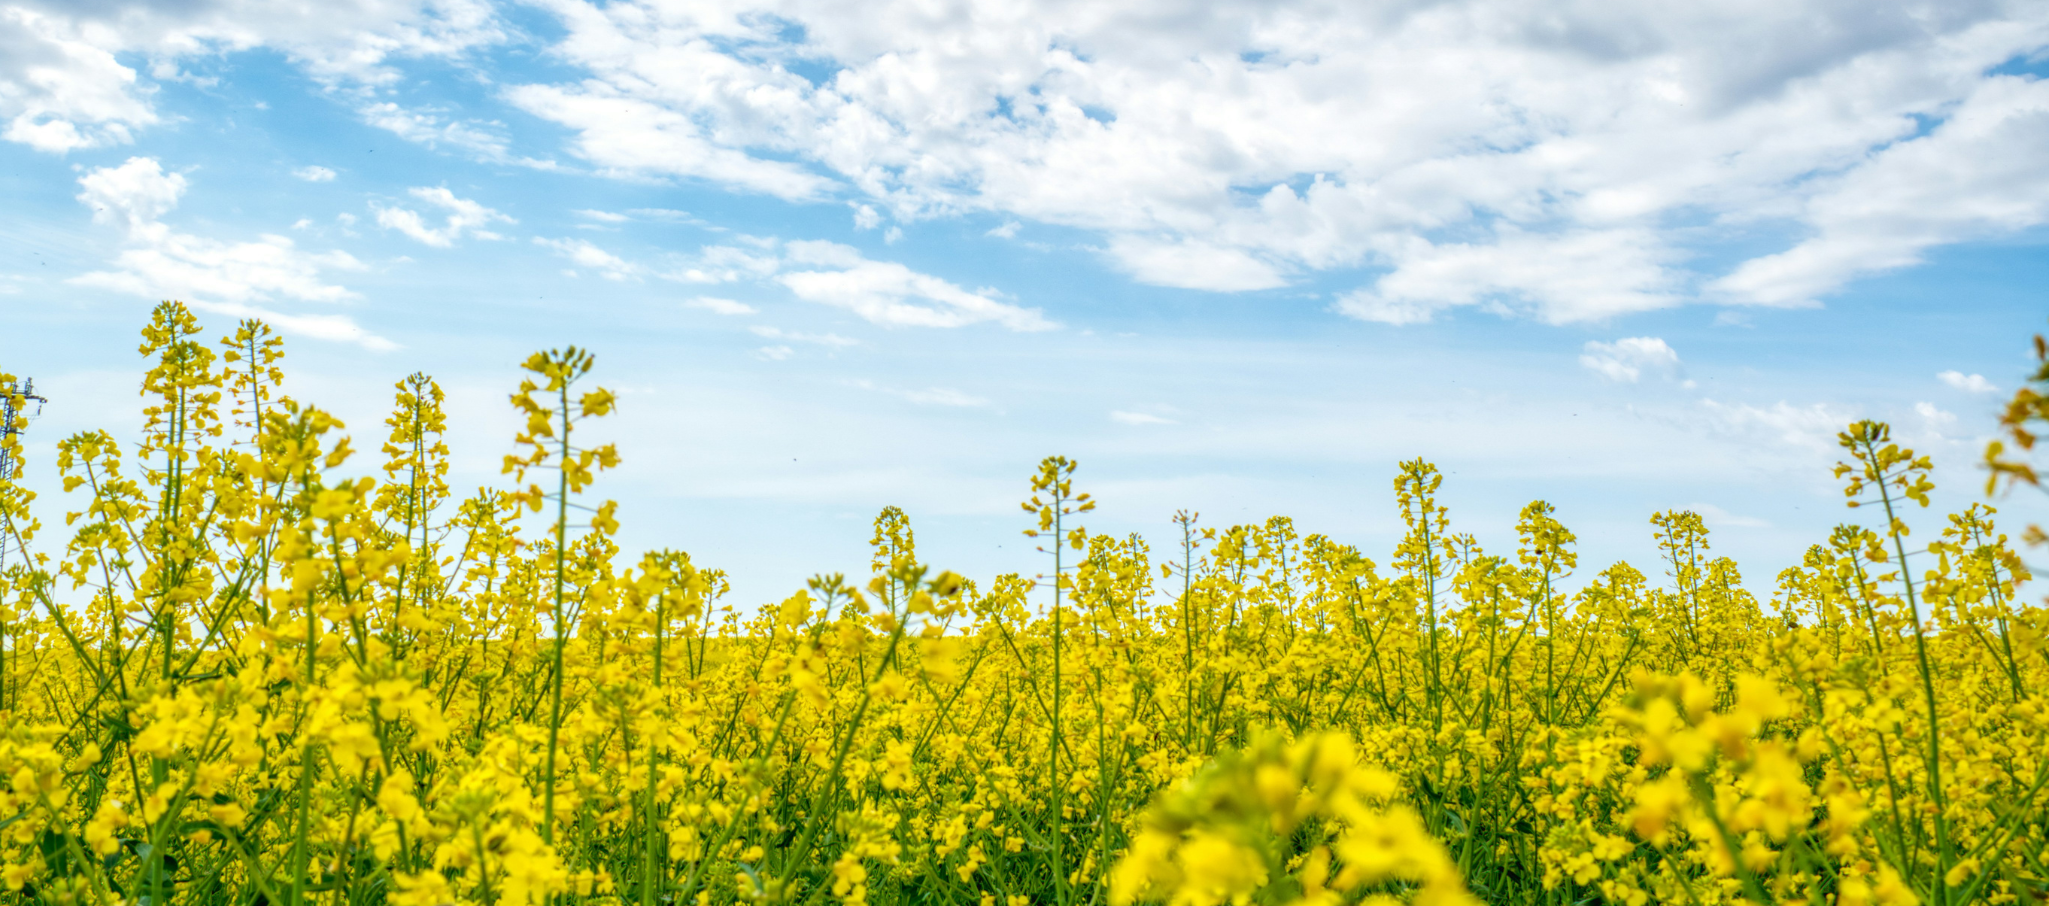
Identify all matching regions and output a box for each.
[0,301,2044,906]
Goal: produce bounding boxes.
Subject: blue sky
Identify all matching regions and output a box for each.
[4,0,2048,604]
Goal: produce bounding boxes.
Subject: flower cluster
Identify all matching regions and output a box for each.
[0,302,2044,906]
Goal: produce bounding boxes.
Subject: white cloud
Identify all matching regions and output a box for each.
[293,165,336,182]
[76,155,187,238]
[628,208,703,223]
[987,221,1021,239]
[1109,237,1287,292]
[1111,410,1176,425]
[534,236,639,280]
[1338,229,1679,324]
[756,345,795,361]
[0,7,158,152]
[357,101,530,163]
[575,209,628,223]
[665,244,781,284]
[750,325,858,347]
[504,82,835,199]
[1580,337,1681,383]
[1700,399,1856,454]
[778,240,1055,330]
[902,388,988,407]
[1915,400,1958,432]
[1,0,503,154]
[1712,76,2049,305]
[685,296,755,315]
[852,204,882,230]
[1937,370,1999,393]
[653,236,1051,329]
[374,186,513,247]
[68,157,389,350]
[504,0,2049,319]
[1691,503,1771,529]
[176,298,398,352]
[848,379,990,407]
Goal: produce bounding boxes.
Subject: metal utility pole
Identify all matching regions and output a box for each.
[0,377,47,572]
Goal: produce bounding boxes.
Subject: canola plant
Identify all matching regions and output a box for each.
[0,301,2044,906]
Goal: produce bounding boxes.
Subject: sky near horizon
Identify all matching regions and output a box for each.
[3,0,2048,605]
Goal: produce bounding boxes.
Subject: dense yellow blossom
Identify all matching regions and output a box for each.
[0,302,2045,906]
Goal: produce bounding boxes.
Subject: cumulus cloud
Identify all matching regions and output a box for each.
[76,155,187,238]
[293,165,336,182]
[0,7,158,152]
[1,0,503,154]
[1713,76,2049,306]
[1938,370,1999,393]
[69,157,390,349]
[496,0,2049,321]
[778,241,1055,330]
[374,186,513,247]
[18,0,2046,322]
[1580,337,1681,383]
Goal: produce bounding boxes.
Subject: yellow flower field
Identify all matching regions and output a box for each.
[1,301,2045,906]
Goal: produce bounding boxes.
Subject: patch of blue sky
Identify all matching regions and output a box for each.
[1988,49,2049,79]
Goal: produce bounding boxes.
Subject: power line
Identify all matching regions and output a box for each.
[0,377,47,572]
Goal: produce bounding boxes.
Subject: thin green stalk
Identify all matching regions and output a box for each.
[543,379,571,845]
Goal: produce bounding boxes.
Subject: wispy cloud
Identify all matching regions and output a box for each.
[374,187,514,247]
[1580,337,1681,383]
[645,237,1055,330]
[751,325,858,347]
[686,297,756,315]
[779,241,1055,331]
[1691,503,1771,529]
[847,379,990,407]
[665,244,781,284]
[359,102,513,161]
[534,237,640,280]
[1699,399,1856,454]
[1111,410,1175,425]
